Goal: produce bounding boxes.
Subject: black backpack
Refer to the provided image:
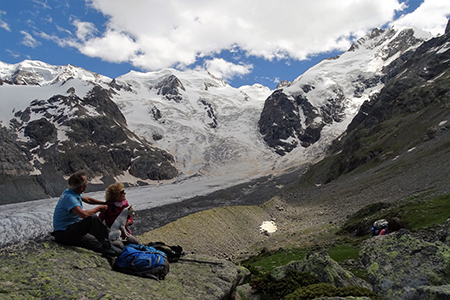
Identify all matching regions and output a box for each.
[147,242,184,263]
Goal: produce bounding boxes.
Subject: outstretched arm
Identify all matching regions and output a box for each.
[71,205,107,219]
[82,196,106,205]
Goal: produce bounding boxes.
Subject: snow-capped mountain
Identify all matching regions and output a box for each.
[0,60,111,86]
[108,68,277,180]
[0,25,433,203]
[259,25,432,155]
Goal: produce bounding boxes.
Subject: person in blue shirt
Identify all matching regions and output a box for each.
[52,170,122,256]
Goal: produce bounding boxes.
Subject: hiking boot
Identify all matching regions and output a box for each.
[102,242,123,256]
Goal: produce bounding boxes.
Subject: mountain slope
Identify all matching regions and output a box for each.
[320,22,450,183]
[259,25,431,155]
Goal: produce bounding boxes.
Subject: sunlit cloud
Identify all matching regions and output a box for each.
[392,0,450,35]
[203,58,253,81]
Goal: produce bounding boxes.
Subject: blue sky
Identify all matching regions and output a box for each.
[1,0,449,89]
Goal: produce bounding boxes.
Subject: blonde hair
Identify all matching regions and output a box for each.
[105,182,124,204]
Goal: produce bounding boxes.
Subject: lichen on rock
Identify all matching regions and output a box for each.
[360,227,450,300]
[0,240,246,299]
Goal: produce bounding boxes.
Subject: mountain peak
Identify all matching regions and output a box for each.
[0,60,111,86]
[259,25,432,156]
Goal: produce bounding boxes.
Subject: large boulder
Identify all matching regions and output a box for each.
[360,226,450,300]
[0,240,246,300]
[270,251,371,290]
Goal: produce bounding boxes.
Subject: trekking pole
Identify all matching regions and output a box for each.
[177,258,223,265]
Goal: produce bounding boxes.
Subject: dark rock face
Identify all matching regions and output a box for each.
[199,99,218,128]
[155,74,186,102]
[24,118,58,147]
[0,84,178,204]
[259,90,323,155]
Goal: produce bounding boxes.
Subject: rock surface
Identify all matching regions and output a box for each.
[0,240,245,300]
[270,252,371,290]
[360,222,450,300]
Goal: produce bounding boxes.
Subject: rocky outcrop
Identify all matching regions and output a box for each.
[259,90,323,155]
[155,74,186,102]
[0,240,246,300]
[360,223,450,300]
[270,251,371,290]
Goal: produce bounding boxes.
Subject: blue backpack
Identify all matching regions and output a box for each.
[113,244,169,280]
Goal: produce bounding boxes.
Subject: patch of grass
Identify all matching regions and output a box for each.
[284,283,381,300]
[249,270,320,300]
[339,202,392,235]
[339,193,450,236]
[400,193,450,231]
[328,244,359,262]
[242,248,309,274]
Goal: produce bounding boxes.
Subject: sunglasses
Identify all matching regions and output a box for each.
[120,190,125,194]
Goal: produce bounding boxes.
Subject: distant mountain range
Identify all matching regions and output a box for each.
[1,23,445,204]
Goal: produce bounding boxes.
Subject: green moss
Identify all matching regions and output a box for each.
[328,244,360,262]
[284,282,381,300]
[249,269,320,300]
[368,262,379,275]
[387,250,399,259]
[241,248,309,273]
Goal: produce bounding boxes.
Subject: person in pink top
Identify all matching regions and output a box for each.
[379,217,405,235]
[99,182,140,249]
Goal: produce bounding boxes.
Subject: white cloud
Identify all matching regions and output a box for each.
[20,31,41,48]
[72,19,98,41]
[203,58,252,81]
[46,0,448,80]
[6,49,20,58]
[0,10,11,32]
[392,0,450,35]
[31,0,52,10]
[0,20,10,32]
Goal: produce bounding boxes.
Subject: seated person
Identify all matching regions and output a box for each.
[99,182,140,249]
[52,171,122,256]
[379,217,405,235]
